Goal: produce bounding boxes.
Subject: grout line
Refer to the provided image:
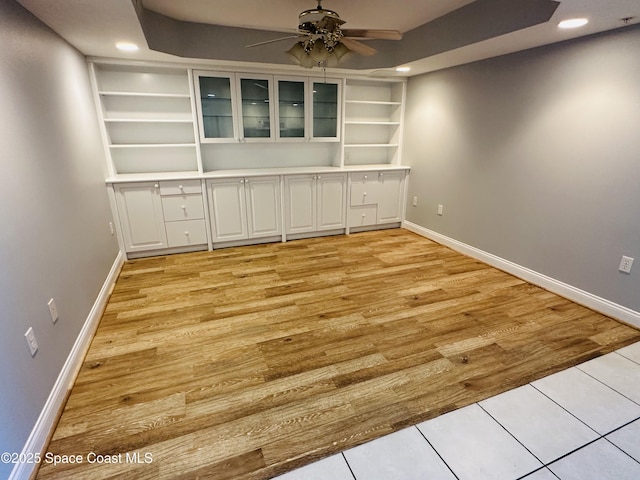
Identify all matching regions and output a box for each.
[615,348,640,367]
[528,382,602,437]
[413,425,461,480]
[602,436,640,467]
[476,402,546,467]
[515,466,560,480]
[340,452,357,480]
[575,362,640,409]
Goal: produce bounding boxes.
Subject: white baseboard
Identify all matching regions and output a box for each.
[10,251,125,480]
[403,222,640,329]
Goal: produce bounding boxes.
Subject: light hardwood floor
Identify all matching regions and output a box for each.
[37,229,640,479]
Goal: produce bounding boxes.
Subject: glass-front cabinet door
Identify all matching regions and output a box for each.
[194,72,238,143]
[276,77,306,141]
[311,79,341,141]
[237,76,275,141]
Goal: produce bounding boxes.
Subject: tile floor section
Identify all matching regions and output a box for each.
[273,341,640,480]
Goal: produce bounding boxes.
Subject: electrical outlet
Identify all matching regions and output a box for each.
[48,298,59,323]
[109,222,115,235]
[412,196,418,207]
[437,204,444,216]
[619,256,634,273]
[25,327,39,357]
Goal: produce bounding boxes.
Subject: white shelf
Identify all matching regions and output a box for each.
[346,100,402,106]
[345,121,401,125]
[109,143,197,149]
[343,78,405,166]
[344,144,399,148]
[104,118,193,123]
[99,91,191,98]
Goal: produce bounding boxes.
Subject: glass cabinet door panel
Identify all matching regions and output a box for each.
[240,78,271,139]
[278,80,306,139]
[199,76,234,139]
[312,81,338,138]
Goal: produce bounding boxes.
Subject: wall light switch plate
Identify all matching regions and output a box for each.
[437,204,444,216]
[619,256,634,273]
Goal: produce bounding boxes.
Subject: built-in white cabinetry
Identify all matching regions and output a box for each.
[92,64,199,176]
[343,79,405,166]
[115,182,167,252]
[93,61,409,258]
[159,180,208,248]
[114,180,207,255]
[194,71,341,146]
[206,176,282,244]
[285,173,347,235]
[348,170,405,228]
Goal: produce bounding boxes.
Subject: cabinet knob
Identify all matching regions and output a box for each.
[181,205,186,210]
[317,175,322,179]
[184,231,190,236]
[362,213,366,217]
[240,179,245,184]
[364,175,368,180]
[154,183,159,188]
[380,173,384,177]
[363,192,367,196]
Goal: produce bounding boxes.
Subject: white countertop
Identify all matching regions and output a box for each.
[105,164,411,184]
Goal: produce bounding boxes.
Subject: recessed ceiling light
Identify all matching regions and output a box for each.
[396,66,411,72]
[116,42,139,52]
[558,18,589,29]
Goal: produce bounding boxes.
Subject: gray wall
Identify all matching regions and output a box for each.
[404,24,640,313]
[0,0,119,475]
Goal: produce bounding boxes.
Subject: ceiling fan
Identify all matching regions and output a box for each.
[246,0,403,68]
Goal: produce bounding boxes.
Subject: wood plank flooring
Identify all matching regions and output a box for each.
[37,229,640,479]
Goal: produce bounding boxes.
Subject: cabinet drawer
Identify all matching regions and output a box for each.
[159,179,202,195]
[350,182,379,206]
[165,219,207,247]
[348,205,378,227]
[350,171,377,184]
[161,194,204,221]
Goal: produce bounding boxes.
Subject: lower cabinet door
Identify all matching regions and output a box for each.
[207,179,248,241]
[165,219,207,247]
[245,176,282,238]
[285,174,316,234]
[377,171,404,223]
[115,182,167,252]
[317,174,346,230]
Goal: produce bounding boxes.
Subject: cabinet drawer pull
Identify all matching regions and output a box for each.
[181,205,186,209]
[184,231,190,236]
[379,173,384,177]
[363,175,368,180]
[362,213,366,217]
[317,175,322,179]
[154,183,159,188]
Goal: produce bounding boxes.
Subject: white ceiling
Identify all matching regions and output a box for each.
[15,0,640,76]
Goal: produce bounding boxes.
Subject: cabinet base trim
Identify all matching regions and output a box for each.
[403,221,640,329]
[285,229,346,242]
[349,223,401,234]
[127,244,207,259]
[9,251,125,480]
[212,235,282,250]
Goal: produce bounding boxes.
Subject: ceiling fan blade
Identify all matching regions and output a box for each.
[342,29,403,40]
[341,37,377,56]
[246,35,302,48]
